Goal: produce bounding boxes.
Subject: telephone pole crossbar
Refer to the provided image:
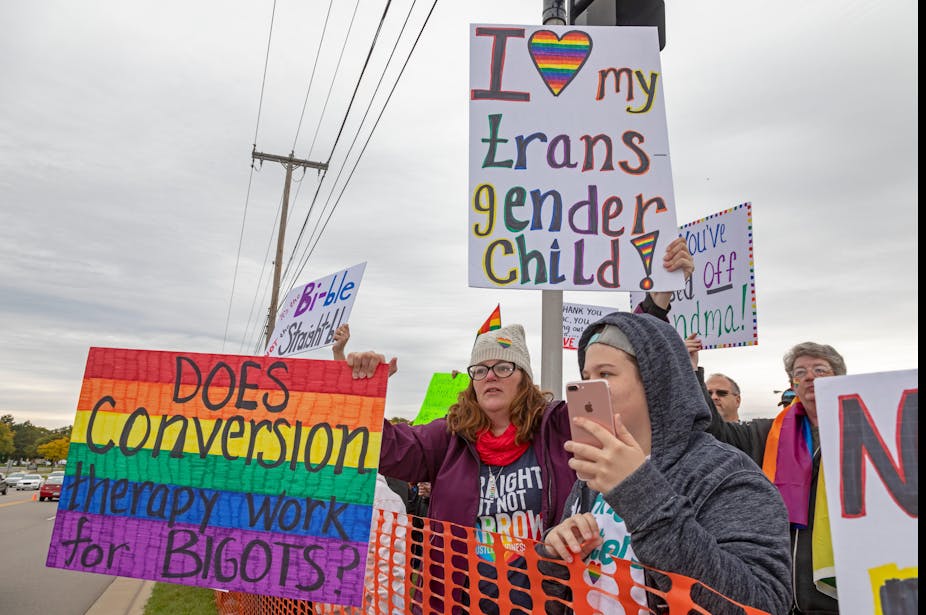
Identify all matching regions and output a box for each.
[252,148,329,350]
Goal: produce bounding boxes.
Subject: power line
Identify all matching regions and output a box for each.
[290,0,335,154]
[301,0,364,161]
[222,0,278,351]
[290,0,440,285]
[279,0,396,292]
[238,0,437,352]
[251,0,278,148]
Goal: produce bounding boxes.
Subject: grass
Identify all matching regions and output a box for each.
[144,582,219,615]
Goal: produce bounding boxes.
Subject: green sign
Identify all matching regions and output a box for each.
[412,372,471,425]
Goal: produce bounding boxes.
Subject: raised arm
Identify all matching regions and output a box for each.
[637,236,693,318]
[331,323,351,361]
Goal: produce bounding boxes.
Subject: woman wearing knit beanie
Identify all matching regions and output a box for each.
[362,322,575,615]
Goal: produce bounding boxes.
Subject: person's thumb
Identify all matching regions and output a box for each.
[388,357,398,376]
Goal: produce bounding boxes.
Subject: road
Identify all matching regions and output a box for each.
[0,488,116,614]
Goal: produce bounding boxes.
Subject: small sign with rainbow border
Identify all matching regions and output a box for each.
[630,202,758,349]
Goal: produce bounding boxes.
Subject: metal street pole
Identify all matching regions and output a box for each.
[539,1,568,398]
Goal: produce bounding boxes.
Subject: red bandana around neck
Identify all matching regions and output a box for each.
[475,423,530,466]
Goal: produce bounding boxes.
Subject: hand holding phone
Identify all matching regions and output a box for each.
[565,379,616,448]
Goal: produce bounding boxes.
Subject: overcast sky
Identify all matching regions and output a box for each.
[0,1,917,429]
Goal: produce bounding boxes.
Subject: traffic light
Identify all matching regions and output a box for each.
[570,0,666,50]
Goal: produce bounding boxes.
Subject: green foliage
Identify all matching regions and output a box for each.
[51,425,72,438]
[0,422,13,458]
[37,437,70,463]
[11,420,50,460]
[144,583,218,615]
[0,416,73,462]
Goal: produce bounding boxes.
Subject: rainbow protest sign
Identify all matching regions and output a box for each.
[46,348,388,606]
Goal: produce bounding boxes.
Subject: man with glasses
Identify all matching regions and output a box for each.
[697,341,845,615]
[705,373,742,422]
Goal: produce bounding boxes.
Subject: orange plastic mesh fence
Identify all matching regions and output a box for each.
[215,510,770,615]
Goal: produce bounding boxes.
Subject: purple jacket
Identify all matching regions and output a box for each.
[378,400,576,530]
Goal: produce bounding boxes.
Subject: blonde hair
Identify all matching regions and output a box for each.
[445,372,553,443]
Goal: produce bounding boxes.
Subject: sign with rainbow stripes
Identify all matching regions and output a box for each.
[630,202,758,349]
[46,348,388,606]
[468,24,682,292]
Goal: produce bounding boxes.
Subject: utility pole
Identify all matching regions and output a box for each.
[251,148,328,349]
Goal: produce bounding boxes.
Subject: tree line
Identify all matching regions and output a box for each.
[0,414,71,464]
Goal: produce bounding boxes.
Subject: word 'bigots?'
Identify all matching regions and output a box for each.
[61,515,362,593]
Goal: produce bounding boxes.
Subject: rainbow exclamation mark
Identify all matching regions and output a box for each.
[586,561,603,584]
[631,231,660,290]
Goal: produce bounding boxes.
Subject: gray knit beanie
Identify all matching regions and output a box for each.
[585,325,636,358]
[469,324,533,381]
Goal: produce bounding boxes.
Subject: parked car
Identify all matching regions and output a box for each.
[39,474,65,501]
[16,474,43,490]
[0,473,8,496]
[5,472,26,489]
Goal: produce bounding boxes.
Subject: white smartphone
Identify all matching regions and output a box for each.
[565,379,616,448]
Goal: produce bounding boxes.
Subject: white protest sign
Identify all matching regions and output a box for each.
[815,370,918,615]
[468,25,682,292]
[264,262,366,358]
[562,302,620,350]
[630,203,756,348]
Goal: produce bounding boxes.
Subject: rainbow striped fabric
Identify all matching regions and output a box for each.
[477,304,502,336]
[46,348,388,606]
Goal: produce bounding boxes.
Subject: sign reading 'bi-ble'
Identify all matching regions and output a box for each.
[46,347,388,606]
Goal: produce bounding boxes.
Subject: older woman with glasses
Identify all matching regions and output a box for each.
[695,340,847,615]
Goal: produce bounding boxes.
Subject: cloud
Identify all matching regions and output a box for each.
[0,1,917,431]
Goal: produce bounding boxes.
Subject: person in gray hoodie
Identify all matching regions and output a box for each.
[541,311,792,615]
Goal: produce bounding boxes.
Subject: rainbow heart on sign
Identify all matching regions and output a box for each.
[528,30,593,96]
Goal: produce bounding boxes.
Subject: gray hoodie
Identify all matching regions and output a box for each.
[558,311,792,614]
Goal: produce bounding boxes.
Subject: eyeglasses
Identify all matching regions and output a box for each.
[467,361,517,381]
[707,389,732,398]
[791,365,834,381]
